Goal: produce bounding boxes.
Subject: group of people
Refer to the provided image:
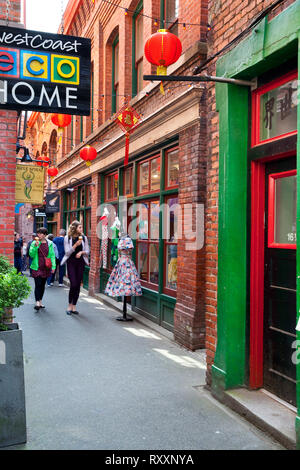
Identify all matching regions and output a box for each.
[15,221,89,316]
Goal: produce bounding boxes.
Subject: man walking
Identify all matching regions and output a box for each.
[53,229,66,286]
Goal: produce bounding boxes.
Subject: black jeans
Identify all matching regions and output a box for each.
[67,257,85,305]
[34,276,47,302]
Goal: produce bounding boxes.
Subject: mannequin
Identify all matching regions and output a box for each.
[99,207,109,269]
[105,234,142,321]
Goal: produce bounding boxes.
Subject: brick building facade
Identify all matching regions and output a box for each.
[0,0,23,263]
[26,0,208,348]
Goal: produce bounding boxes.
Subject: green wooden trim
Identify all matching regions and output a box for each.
[91,66,94,133]
[213,0,300,446]
[80,116,83,142]
[296,32,300,451]
[212,83,248,393]
[112,35,119,114]
[132,1,143,97]
[216,1,300,79]
[160,0,165,29]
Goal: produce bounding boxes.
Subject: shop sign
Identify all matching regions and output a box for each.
[0,25,91,115]
[15,164,45,204]
[45,191,60,213]
[252,71,297,146]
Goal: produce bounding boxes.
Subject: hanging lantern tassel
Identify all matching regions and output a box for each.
[58,126,63,145]
[125,132,130,166]
[157,65,167,95]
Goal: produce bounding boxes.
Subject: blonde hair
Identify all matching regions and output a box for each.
[68,220,81,238]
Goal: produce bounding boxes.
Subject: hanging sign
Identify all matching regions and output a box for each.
[45,191,60,213]
[15,164,45,204]
[0,25,91,115]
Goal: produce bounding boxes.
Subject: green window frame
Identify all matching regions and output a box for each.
[112,35,119,114]
[132,1,143,97]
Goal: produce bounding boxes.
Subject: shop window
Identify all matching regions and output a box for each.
[268,170,297,249]
[112,37,119,114]
[135,9,144,94]
[70,189,77,210]
[105,172,119,201]
[86,185,92,206]
[124,166,133,196]
[166,147,179,188]
[136,200,160,289]
[164,195,178,294]
[138,156,160,194]
[252,70,297,146]
[79,186,85,208]
[165,0,179,35]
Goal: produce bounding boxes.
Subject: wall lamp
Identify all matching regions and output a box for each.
[66,177,96,192]
[16,142,52,165]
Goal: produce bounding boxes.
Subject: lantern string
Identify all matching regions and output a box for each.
[98,0,208,28]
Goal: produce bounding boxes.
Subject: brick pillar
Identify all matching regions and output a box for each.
[0,0,21,263]
[88,172,101,295]
[174,120,207,350]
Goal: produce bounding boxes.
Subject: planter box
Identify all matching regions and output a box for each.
[0,323,26,447]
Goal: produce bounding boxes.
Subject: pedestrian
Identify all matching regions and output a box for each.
[29,228,56,311]
[14,232,23,274]
[60,220,89,315]
[27,233,37,277]
[53,229,66,286]
[21,241,27,272]
[46,234,59,286]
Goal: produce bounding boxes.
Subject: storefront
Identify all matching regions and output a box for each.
[99,140,179,331]
[211,1,300,447]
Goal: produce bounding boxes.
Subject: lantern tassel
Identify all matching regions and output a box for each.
[157,65,167,96]
[125,133,130,166]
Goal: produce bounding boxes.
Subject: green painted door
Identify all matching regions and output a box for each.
[264,156,296,406]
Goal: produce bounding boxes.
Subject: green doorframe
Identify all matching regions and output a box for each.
[212,0,300,448]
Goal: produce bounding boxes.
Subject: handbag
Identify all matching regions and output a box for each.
[41,248,52,269]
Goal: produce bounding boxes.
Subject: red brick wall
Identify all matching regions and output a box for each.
[0,0,21,263]
[204,0,297,386]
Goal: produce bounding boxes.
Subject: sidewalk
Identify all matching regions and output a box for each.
[4,276,284,450]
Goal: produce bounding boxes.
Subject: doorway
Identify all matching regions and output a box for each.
[263,156,296,406]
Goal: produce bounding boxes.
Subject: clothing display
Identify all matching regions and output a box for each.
[105,235,142,297]
[110,226,119,267]
[99,211,109,269]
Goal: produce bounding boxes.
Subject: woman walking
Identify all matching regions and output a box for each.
[29,228,56,311]
[61,221,89,315]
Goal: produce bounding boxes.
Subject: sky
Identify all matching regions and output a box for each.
[25,0,69,34]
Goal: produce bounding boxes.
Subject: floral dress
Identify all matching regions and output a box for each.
[105,236,142,297]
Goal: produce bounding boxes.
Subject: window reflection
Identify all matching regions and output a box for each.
[151,158,160,191]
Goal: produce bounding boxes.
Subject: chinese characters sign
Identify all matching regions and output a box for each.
[252,71,297,146]
[15,164,45,204]
[0,25,91,115]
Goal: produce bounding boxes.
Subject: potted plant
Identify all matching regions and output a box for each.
[0,255,31,448]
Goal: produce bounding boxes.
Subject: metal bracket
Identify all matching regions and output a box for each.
[144,74,256,87]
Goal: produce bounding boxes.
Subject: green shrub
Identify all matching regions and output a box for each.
[0,258,31,330]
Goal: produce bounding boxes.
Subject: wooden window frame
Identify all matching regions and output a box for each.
[164,0,179,35]
[268,169,297,249]
[136,198,160,291]
[165,146,179,190]
[251,70,298,147]
[112,36,119,114]
[123,166,133,197]
[104,171,119,202]
[163,194,178,296]
[135,9,144,95]
[137,154,161,195]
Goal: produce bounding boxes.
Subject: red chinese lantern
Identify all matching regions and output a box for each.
[47,167,58,183]
[47,167,58,178]
[51,113,72,145]
[51,114,72,128]
[79,145,97,167]
[144,29,182,94]
[37,155,49,167]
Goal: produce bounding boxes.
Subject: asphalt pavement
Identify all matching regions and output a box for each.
[3,275,284,450]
